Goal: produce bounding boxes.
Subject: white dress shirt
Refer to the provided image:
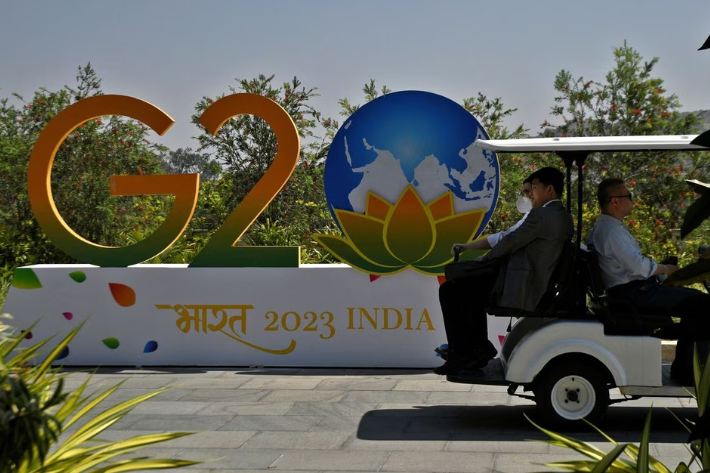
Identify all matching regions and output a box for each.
[487,199,560,247]
[586,213,658,289]
[487,213,528,247]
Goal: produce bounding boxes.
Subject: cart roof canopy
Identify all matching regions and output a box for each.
[474,135,706,153]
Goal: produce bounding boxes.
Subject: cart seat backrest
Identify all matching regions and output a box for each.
[580,246,606,299]
[487,240,578,318]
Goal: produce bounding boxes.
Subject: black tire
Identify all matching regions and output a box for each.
[533,357,610,430]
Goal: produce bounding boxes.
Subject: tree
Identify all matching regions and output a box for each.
[161,148,221,181]
[461,92,531,236]
[191,74,338,263]
[543,42,710,263]
[0,63,168,268]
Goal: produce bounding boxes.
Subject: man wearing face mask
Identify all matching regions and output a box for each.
[481,177,533,249]
[434,177,533,361]
[435,170,572,375]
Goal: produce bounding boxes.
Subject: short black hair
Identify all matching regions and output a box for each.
[528,167,564,198]
[523,176,533,185]
[597,178,626,210]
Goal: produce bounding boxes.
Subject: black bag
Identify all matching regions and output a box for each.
[444,259,499,282]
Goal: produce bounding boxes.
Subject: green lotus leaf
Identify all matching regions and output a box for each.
[415,209,486,267]
[384,186,435,264]
[335,210,403,266]
[313,235,406,275]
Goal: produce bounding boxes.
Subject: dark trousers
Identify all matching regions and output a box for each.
[438,275,495,358]
[608,280,710,379]
[608,280,710,339]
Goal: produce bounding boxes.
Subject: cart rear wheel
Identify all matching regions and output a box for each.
[533,357,610,429]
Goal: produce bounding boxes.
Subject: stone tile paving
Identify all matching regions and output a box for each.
[59,367,699,472]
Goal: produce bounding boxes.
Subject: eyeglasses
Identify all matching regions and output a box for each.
[610,193,633,202]
[520,189,532,196]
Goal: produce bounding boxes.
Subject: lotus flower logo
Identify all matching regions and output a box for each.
[314,186,486,276]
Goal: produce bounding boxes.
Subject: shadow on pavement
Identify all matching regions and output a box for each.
[357,405,696,443]
[61,367,437,376]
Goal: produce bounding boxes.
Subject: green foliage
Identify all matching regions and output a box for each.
[0,63,169,268]
[191,74,340,264]
[161,147,221,181]
[2,45,708,269]
[543,42,710,250]
[461,92,533,237]
[0,315,199,472]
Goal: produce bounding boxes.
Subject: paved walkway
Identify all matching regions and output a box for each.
[61,367,699,473]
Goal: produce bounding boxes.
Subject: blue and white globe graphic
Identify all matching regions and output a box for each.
[324,90,499,233]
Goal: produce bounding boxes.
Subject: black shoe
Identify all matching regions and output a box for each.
[466,340,498,370]
[434,355,470,375]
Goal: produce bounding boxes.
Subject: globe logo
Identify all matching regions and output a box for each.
[314,91,499,276]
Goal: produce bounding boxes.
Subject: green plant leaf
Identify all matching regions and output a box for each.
[3,320,41,362]
[673,461,690,473]
[58,387,166,452]
[636,409,652,472]
[680,187,710,239]
[591,443,630,473]
[32,321,86,383]
[525,414,606,461]
[544,460,598,471]
[92,458,200,472]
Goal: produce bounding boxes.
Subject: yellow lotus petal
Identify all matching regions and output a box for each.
[335,209,403,267]
[384,186,435,264]
[313,235,406,275]
[427,192,454,221]
[413,208,486,267]
[365,192,392,221]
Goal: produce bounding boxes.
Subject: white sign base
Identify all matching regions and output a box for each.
[3,265,510,367]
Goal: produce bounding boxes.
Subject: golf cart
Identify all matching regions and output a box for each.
[446,135,709,428]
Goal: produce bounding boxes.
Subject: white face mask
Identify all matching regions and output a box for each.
[516,195,533,214]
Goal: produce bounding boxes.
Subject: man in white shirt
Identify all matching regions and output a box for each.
[587,178,710,383]
[465,177,533,251]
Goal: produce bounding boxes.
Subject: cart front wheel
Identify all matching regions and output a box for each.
[534,357,610,429]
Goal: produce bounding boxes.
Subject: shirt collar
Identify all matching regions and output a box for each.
[542,199,561,208]
[598,213,624,226]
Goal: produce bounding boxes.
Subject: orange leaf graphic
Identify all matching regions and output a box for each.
[109,283,136,307]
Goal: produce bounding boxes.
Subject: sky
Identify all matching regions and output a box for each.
[2,0,710,152]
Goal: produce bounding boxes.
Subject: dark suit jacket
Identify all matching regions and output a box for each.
[480,200,574,312]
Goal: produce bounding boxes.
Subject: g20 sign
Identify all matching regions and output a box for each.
[26,91,499,274]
